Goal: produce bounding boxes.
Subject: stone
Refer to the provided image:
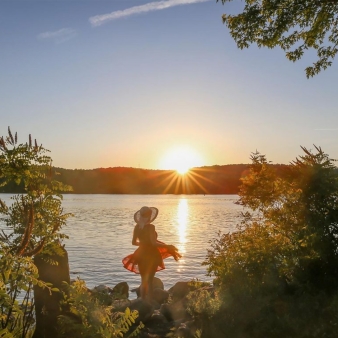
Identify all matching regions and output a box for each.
[111,299,132,312]
[132,276,164,298]
[148,310,168,325]
[168,281,194,300]
[153,277,164,290]
[93,284,111,293]
[176,323,194,338]
[152,288,169,305]
[149,299,161,310]
[111,281,129,299]
[160,299,191,322]
[129,298,154,324]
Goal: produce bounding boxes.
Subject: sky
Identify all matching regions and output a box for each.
[1,0,338,170]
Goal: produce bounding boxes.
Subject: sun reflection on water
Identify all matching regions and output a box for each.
[176,198,188,255]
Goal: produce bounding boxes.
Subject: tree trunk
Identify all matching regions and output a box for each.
[32,245,70,338]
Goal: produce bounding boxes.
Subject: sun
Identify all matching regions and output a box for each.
[159,146,204,175]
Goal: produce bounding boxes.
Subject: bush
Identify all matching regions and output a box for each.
[203,146,338,337]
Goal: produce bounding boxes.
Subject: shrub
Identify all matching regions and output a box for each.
[203,146,338,337]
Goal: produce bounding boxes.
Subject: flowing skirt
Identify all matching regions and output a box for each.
[122,240,180,274]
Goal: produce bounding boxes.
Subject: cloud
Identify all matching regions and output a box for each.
[89,0,211,27]
[37,28,77,43]
[314,128,338,131]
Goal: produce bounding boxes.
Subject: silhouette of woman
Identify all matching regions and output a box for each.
[122,206,181,300]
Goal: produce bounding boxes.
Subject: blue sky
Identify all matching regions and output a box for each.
[1,0,338,170]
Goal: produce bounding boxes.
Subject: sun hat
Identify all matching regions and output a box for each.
[134,206,158,229]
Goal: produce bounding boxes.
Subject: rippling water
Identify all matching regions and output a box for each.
[0,194,243,294]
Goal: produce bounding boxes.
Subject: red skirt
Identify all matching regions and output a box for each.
[122,241,178,274]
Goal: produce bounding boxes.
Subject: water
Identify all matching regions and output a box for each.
[0,194,243,293]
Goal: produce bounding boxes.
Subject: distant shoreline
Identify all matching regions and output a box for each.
[1,164,289,195]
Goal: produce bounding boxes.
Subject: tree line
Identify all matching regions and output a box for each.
[1,164,290,195]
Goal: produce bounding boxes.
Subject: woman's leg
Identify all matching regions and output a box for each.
[139,263,156,300]
[138,262,150,300]
[147,269,156,301]
[140,273,148,300]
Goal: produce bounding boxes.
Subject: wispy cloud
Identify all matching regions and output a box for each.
[314,128,338,131]
[89,0,211,27]
[37,28,77,43]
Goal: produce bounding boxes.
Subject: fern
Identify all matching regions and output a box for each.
[114,307,145,337]
[58,279,144,338]
[0,328,14,338]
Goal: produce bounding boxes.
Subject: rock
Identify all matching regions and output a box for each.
[152,288,169,305]
[129,298,154,324]
[111,282,129,299]
[153,277,164,290]
[111,299,132,312]
[148,310,168,325]
[159,303,172,322]
[176,323,194,338]
[143,310,174,338]
[150,299,161,310]
[93,284,112,293]
[132,277,164,298]
[168,281,194,300]
[160,299,191,322]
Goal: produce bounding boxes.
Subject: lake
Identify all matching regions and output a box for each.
[0,194,243,294]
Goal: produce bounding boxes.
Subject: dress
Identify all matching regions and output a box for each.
[122,223,179,274]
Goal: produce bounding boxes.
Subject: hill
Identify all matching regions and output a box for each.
[0,164,288,194]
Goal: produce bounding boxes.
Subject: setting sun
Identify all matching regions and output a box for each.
[159,146,204,174]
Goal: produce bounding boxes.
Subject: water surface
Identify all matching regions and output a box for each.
[0,194,243,292]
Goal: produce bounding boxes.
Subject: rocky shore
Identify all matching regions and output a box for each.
[91,277,214,338]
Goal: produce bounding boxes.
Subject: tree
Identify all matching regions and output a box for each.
[0,128,141,338]
[0,127,72,337]
[203,146,338,337]
[218,0,338,77]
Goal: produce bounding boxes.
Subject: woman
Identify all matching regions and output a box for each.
[122,206,181,300]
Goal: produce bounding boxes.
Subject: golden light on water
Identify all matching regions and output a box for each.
[176,198,188,254]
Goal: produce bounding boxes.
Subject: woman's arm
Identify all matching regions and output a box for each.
[132,226,140,246]
[149,225,168,248]
[149,225,181,260]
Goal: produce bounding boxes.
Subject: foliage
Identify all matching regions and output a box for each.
[203,146,338,337]
[185,279,220,319]
[186,288,221,319]
[0,127,72,257]
[166,328,202,338]
[0,128,72,336]
[0,245,54,338]
[58,279,144,338]
[218,0,338,77]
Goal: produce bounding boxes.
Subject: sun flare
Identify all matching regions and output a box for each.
[159,146,204,174]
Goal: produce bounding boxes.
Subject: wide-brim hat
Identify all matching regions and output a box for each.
[134,206,158,228]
